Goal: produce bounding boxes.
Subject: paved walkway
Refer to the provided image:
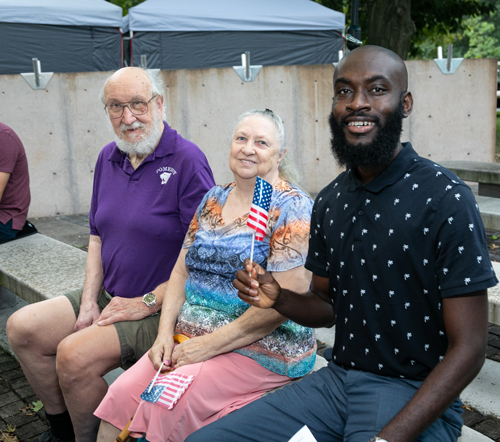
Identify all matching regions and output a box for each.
[0,214,500,441]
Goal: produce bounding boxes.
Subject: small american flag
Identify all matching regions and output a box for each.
[247,177,273,241]
[140,371,194,410]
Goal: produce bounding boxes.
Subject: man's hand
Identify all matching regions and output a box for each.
[233,259,282,309]
[149,336,175,371]
[95,296,150,327]
[74,300,100,331]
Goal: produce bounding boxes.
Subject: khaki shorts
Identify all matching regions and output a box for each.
[65,288,161,370]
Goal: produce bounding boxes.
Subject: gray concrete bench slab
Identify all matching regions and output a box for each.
[0,233,86,304]
[458,427,494,442]
[475,195,500,230]
[439,161,500,230]
[489,262,500,326]
[441,161,500,198]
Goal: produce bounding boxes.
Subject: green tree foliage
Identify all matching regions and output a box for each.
[464,17,500,59]
[314,0,496,59]
[462,10,500,59]
[415,4,500,59]
[106,0,145,16]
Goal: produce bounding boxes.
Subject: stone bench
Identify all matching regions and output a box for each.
[0,233,86,304]
[439,160,500,231]
[440,161,500,198]
[489,262,500,326]
[474,195,500,231]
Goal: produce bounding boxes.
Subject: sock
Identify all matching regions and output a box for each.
[45,411,75,441]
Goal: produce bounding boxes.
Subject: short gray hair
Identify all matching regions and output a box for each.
[100,68,166,120]
[235,109,300,185]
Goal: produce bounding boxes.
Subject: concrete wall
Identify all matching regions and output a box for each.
[0,72,114,217]
[404,59,498,162]
[0,58,496,218]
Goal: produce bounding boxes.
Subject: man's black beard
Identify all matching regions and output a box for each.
[329,102,405,170]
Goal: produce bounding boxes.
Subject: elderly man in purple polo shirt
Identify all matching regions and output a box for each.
[7,67,215,442]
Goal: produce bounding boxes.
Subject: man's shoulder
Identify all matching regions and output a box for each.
[0,122,16,137]
[315,171,349,201]
[177,137,205,155]
[97,141,120,161]
[160,126,209,166]
[100,140,117,153]
[409,155,468,190]
[174,133,207,159]
[0,123,24,153]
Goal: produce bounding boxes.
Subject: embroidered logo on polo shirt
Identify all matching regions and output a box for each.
[156,166,177,185]
[160,172,171,185]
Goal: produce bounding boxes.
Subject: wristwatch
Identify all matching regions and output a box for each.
[142,292,158,316]
[369,438,389,442]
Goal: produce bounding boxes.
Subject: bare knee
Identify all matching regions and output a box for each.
[56,332,113,392]
[7,306,46,353]
[56,335,90,390]
[7,298,75,357]
[57,323,121,394]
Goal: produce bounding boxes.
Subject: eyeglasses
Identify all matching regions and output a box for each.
[104,95,157,119]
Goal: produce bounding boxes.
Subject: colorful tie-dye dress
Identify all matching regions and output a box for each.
[176,180,316,378]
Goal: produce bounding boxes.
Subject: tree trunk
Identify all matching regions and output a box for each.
[365,0,416,59]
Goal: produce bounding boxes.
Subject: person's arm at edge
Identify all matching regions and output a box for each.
[234,259,335,329]
[0,172,10,203]
[377,290,488,442]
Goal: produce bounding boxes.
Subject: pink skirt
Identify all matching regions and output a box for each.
[94,352,291,442]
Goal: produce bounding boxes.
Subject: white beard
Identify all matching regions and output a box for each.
[114,114,162,158]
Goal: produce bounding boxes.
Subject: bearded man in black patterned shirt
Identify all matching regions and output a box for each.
[186,45,498,442]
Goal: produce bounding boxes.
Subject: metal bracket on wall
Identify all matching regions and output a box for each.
[140,55,160,77]
[233,52,262,82]
[21,58,53,90]
[333,49,344,68]
[434,44,463,75]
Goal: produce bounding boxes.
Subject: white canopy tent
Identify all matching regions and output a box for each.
[0,0,123,74]
[124,0,345,69]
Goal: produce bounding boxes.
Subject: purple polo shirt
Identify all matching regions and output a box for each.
[89,122,215,298]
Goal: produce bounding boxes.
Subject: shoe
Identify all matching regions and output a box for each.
[33,431,75,442]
